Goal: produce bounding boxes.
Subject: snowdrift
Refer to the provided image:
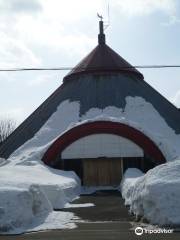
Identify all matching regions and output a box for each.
[0,163,80,234]
[121,160,180,226]
[0,185,51,233]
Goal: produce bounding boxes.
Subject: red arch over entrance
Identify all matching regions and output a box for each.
[42,121,166,165]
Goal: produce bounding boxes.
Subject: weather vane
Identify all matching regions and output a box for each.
[97,2,110,31]
[97,13,103,21]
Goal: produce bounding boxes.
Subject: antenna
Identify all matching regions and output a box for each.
[104,2,110,31]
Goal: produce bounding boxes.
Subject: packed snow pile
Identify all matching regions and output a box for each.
[121,160,180,226]
[0,185,51,233]
[0,163,80,234]
[120,168,144,206]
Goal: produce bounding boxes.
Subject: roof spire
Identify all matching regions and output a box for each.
[97,13,106,45]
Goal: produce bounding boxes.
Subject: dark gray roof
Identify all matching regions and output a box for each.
[0,46,180,159]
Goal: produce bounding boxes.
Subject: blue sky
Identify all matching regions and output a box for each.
[0,0,180,124]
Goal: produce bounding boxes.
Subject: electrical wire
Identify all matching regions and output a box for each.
[0,65,180,72]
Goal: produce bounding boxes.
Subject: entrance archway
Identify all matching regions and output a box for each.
[42,121,166,186]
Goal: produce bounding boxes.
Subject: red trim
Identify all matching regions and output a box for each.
[42,121,166,164]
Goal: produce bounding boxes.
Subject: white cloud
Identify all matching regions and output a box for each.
[0,0,100,68]
[0,0,178,70]
[0,107,27,124]
[40,0,104,23]
[0,1,42,69]
[0,0,42,14]
[27,73,56,87]
[0,32,41,68]
[15,16,96,58]
[161,15,180,26]
[112,0,177,17]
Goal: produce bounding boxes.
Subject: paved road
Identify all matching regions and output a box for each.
[1,224,179,240]
[62,190,135,222]
[0,190,179,240]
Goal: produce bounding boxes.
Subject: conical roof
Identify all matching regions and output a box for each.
[64,44,143,81]
[64,21,143,81]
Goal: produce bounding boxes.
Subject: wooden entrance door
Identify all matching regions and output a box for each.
[83,158,122,186]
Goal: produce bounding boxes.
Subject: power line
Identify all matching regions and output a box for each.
[0,65,180,72]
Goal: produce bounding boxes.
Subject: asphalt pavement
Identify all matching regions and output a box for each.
[0,190,179,240]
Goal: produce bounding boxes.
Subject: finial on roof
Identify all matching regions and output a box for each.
[97,13,106,45]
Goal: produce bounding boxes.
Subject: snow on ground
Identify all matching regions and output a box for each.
[26,211,75,233]
[121,160,180,226]
[0,163,81,234]
[64,203,95,208]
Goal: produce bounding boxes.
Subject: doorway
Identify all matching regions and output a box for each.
[83,158,122,186]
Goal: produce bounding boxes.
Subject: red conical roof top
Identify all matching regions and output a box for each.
[64,20,143,82]
[64,43,143,81]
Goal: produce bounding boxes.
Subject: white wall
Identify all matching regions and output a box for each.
[61,133,143,159]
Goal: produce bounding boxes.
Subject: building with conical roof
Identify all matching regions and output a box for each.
[0,20,180,186]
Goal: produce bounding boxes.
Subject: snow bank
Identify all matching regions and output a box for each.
[120,168,144,206]
[0,102,82,234]
[0,164,81,209]
[0,184,75,234]
[0,164,80,234]
[121,161,180,226]
[0,185,51,234]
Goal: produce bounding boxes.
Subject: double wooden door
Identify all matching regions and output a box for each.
[83,158,122,186]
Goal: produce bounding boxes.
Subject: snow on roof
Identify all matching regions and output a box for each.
[6,96,180,166]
